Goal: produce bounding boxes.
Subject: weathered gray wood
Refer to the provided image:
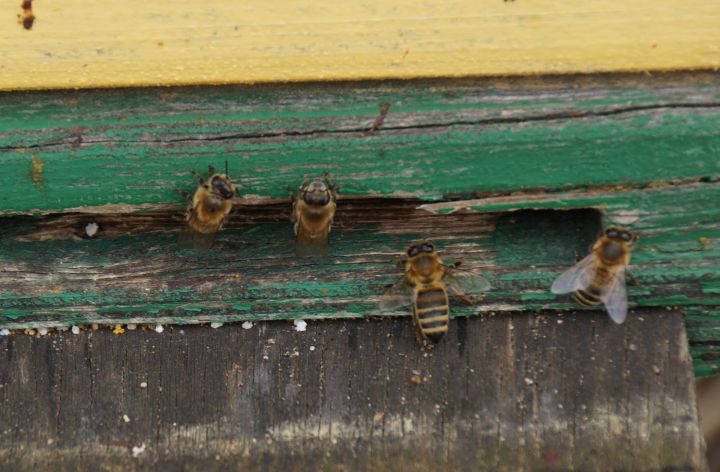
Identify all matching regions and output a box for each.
[0,309,706,471]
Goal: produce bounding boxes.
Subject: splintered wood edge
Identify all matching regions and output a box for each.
[416,179,715,215]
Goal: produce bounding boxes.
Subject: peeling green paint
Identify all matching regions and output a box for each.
[0,78,719,378]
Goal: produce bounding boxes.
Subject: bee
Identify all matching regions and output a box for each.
[380,240,491,346]
[551,227,638,324]
[290,175,338,257]
[179,164,237,249]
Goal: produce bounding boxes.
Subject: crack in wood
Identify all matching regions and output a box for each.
[3,101,720,152]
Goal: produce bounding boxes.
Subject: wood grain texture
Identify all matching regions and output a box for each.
[1,75,719,214]
[0,311,707,471]
[1,1,720,90]
[1,191,719,376]
[0,75,718,376]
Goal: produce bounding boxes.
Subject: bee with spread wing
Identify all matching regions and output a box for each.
[551,227,637,324]
[381,240,491,346]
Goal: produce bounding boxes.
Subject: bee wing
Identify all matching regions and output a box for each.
[443,265,492,296]
[293,215,332,258]
[601,268,628,324]
[550,254,596,294]
[178,228,217,252]
[294,232,330,258]
[379,277,414,310]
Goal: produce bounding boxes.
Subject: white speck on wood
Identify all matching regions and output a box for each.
[85,222,99,237]
[131,444,146,458]
[293,320,307,332]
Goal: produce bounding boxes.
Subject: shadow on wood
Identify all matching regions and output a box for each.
[0,309,705,471]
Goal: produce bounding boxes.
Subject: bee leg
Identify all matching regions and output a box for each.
[457,293,475,305]
[626,271,639,286]
[189,170,205,184]
[573,250,582,263]
[323,173,339,193]
[414,325,426,346]
[174,188,193,202]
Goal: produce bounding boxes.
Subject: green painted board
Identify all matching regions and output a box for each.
[0,74,719,376]
[0,74,719,214]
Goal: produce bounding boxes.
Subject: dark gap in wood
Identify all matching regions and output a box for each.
[5,199,604,244]
[492,209,603,266]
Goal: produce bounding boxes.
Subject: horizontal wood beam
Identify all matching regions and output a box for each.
[0,311,706,470]
[1,1,719,90]
[0,74,719,215]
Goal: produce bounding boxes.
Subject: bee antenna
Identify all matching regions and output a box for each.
[225,160,229,177]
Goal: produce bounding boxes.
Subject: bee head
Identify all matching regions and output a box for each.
[604,227,636,244]
[210,175,235,200]
[407,240,435,258]
[302,179,332,206]
[601,227,636,262]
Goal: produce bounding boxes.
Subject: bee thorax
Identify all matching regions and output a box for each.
[600,241,625,263]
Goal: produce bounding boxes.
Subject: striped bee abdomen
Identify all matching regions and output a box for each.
[414,285,449,343]
[574,266,611,307]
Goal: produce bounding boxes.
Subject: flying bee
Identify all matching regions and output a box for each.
[380,240,491,346]
[551,227,638,324]
[290,175,338,257]
[178,164,237,250]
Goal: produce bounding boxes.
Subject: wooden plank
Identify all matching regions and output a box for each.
[0,75,718,376]
[1,75,720,214]
[1,1,720,90]
[0,185,718,327]
[0,310,706,470]
[1,187,719,378]
[686,307,720,377]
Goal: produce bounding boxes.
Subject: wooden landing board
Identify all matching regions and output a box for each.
[1,1,720,91]
[0,310,706,471]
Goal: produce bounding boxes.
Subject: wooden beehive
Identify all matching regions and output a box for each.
[0,2,717,470]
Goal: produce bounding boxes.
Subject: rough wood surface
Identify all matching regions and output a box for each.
[0,75,718,376]
[0,310,707,471]
[1,190,719,376]
[1,1,719,91]
[1,74,720,214]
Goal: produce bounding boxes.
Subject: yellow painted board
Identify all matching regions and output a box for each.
[1,0,719,90]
